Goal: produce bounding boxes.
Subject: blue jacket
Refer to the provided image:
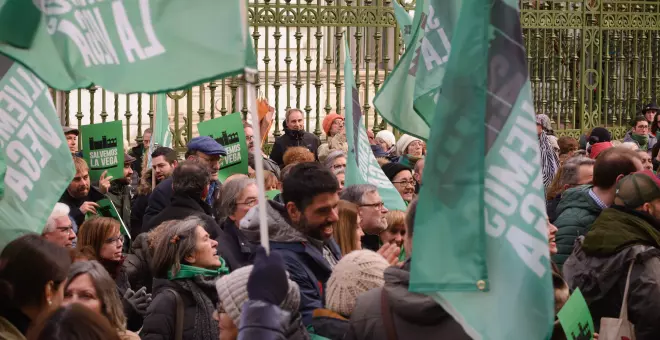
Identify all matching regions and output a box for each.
[240,201,341,326]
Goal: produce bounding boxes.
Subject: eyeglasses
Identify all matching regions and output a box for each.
[360,201,385,209]
[392,179,416,187]
[245,135,254,141]
[105,235,124,245]
[332,163,346,170]
[237,199,258,207]
[636,125,649,130]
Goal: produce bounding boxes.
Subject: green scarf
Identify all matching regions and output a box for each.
[582,206,660,256]
[168,262,229,280]
[631,133,649,150]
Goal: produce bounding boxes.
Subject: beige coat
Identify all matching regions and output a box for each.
[0,316,26,340]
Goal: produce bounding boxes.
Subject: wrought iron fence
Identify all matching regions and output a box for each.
[58,0,660,150]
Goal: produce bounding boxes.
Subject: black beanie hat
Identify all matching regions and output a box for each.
[589,127,612,144]
[381,162,412,181]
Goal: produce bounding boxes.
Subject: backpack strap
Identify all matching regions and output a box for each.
[380,289,398,340]
[163,288,184,340]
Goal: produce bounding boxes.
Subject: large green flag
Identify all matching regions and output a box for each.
[344,37,406,212]
[0,0,255,93]
[392,0,413,46]
[0,55,75,250]
[373,0,461,139]
[410,0,554,337]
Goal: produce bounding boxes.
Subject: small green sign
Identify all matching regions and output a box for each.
[197,113,248,182]
[80,121,124,182]
[86,198,130,240]
[557,288,594,340]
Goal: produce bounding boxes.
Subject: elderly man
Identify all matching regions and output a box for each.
[340,184,389,251]
[42,203,76,248]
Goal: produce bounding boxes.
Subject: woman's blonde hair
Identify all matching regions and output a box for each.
[332,200,361,256]
[66,260,127,331]
[384,210,406,233]
[77,217,120,260]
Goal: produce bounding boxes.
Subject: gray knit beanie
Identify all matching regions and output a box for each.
[215,265,301,325]
[325,250,390,317]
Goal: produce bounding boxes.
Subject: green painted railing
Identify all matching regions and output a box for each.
[58,0,660,150]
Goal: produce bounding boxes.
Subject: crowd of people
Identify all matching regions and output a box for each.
[5,103,660,339]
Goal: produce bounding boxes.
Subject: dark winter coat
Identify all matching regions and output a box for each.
[623,130,657,155]
[130,193,150,239]
[106,181,133,230]
[143,178,221,227]
[140,278,219,340]
[311,309,349,340]
[238,301,292,340]
[129,144,145,181]
[552,185,603,269]
[344,260,471,340]
[59,186,106,227]
[124,233,154,294]
[269,128,321,167]
[219,217,256,268]
[563,206,660,340]
[240,201,341,326]
[143,194,241,271]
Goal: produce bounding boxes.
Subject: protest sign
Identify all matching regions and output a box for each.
[197,113,248,182]
[557,288,595,340]
[81,121,124,181]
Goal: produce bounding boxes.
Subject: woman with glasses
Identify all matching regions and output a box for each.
[381,162,415,204]
[77,217,150,332]
[216,177,259,267]
[141,216,228,340]
[63,261,140,340]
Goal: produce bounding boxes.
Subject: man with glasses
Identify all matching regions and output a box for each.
[143,136,226,227]
[624,115,657,156]
[42,203,77,248]
[341,184,389,251]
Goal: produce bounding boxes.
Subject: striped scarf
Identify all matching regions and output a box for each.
[538,131,559,189]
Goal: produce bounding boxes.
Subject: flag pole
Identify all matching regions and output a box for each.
[151,95,157,191]
[244,67,270,253]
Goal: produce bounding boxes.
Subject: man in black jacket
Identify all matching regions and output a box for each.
[269,108,320,167]
[143,160,240,270]
[143,136,226,227]
[59,157,110,227]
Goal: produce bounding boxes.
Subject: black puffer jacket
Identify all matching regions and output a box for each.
[269,128,320,167]
[140,278,219,340]
[124,234,154,294]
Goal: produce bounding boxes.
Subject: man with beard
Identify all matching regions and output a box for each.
[564,170,660,338]
[130,147,178,237]
[240,162,341,326]
[269,108,321,167]
[106,153,136,229]
[59,157,108,226]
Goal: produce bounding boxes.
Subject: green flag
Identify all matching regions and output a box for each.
[80,121,125,182]
[393,0,414,46]
[0,0,255,93]
[197,113,249,182]
[344,37,406,212]
[0,55,75,250]
[410,0,554,337]
[373,0,461,139]
[147,93,172,168]
[85,198,130,239]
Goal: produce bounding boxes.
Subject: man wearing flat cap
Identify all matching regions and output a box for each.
[564,170,660,338]
[143,136,227,228]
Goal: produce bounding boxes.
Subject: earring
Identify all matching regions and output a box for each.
[48,299,52,306]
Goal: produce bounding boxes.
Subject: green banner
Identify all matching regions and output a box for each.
[197,112,249,182]
[0,55,75,250]
[148,93,172,168]
[410,0,554,337]
[344,37,406,212]
[0,0,255,93]
[81,121,124,182]
[85,198,130,239]
[557,288,594,339]
[374,0,461,140]
[393,0,413,46]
